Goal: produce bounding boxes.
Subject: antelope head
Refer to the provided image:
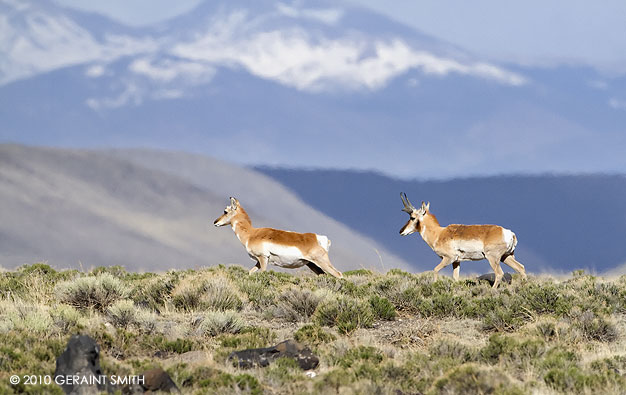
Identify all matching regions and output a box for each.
[214,197,240,227]
[399,192,430,236]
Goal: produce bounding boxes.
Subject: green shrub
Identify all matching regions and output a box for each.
[481,307,525,332]
[271,288,321,322]
[107,300,137,329]
[369,295,396,320]
[1,300,53,333]
[171,281,201,311]
[294,324,336,346]
[574,311,618,342]
[219,327,276,350]
[19,263,57,277]
[373,275,420,312]
[480,334,545,366]
[202,277,243,311]
[131,276,177,312]
[589,355,626,375]
[543,365,616,393]
[429,340,475,363]
[56,273,128,312]
[314,296,374,335]
[198,310,245,336]
[160,338,195,354]
[336,346,384,368]
[518,282,571,316]
[416,292,468,318]
[172,276,242,312]
[343,269,374,277]
[431,363,524,395]
[50,305,84,332]
[265,357,302,384]
[538,347,578,371]
[175,365,262,394]
[91,265,128,278]
[237,276,276,310]
[535,320,557,341]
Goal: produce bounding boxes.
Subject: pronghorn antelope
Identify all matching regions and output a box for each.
[213,197,344,278]
[399,193,526,288]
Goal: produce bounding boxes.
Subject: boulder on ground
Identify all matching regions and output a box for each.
[54,334,115,394]
[141,368,179,393]
[123,368,180,394]
[228,339,319,370]
[477,273,513,286]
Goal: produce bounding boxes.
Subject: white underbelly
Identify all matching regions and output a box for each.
[459,252,486,261]
[451,239,485,261]
[263,243,308,268]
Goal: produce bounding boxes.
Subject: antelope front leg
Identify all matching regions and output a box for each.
[433,257,453,281]
[487,255,504,289]
[249,256,269,275]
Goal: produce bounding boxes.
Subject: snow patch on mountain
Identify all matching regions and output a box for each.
[0,0,157,85]
[129,57,215,84]
[1,0,526,93]
[276,2,343,25]
[171,10,526,92]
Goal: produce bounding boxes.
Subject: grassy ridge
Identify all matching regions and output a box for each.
[0,263,625,394]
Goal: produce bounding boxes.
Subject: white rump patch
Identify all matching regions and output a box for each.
[316,235,331,251]
[502,228,515,247]
[502,228,517,252]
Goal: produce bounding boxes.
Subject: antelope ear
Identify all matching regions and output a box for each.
[425,202,430,211]
[230,197,240,208]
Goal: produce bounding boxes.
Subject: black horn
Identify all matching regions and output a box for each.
[400,192,415,213]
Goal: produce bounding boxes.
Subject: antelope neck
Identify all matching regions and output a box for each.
[419,213,442,248]
[231,209,253,245]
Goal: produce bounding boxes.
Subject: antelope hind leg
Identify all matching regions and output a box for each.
[309,253,343,279]
[503,255,527,280]
[305,261,325,275]
[452,261,461,281]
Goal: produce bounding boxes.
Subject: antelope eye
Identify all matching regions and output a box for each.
[224,210,227,214]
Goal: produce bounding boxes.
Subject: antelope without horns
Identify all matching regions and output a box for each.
[213,197,343,278]
[399,192,527,288]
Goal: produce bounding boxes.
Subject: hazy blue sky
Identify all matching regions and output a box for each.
[55,0,626,72]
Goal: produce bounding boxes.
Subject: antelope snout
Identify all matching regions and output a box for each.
[399,224,414,236]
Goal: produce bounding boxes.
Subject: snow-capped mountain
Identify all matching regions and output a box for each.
[1,0,625,178]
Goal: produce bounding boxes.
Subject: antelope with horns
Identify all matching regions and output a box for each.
[214,197,344,278]
[399,193,526,288]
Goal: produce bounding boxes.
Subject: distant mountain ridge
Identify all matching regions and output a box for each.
[1,0,625,179]
[0,144,411,272]
[257,167,626,275]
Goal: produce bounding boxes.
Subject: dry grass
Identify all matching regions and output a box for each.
[0,263,624,394]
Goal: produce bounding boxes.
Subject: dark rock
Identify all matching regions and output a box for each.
[477,273,513,286]
[228,339,319,370]
[123,368,180,394]
[55,335,115,394]
[141,368,179,393]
